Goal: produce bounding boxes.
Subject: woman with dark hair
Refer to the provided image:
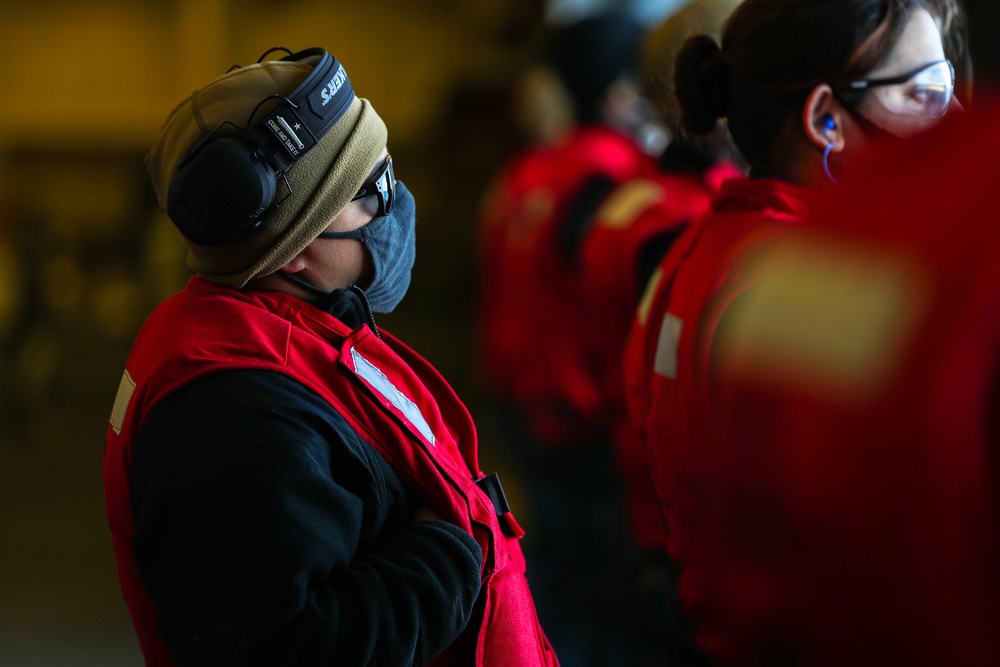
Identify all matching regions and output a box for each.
[709,94,1000,667]
[675,0,961,181]
[621,0,962,662]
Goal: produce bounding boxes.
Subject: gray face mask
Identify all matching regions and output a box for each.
[314,180,417,313]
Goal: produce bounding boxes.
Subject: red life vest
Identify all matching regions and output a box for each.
[104,277,557,667]
[476,125,659,446]
[584,160,743,550]
[620,177,810,656]
[708,105,1000,666]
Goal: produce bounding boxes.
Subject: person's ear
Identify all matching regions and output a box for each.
[278,254,308,274]
[802,84,845,152]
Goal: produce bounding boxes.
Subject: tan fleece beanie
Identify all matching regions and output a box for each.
[146,52,388,288]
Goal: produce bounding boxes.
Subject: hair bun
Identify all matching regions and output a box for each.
[674,34,729,135]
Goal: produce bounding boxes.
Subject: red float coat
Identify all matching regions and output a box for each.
[104,278,557,667]
[620,177,811,657]
[582,160,743,549]
[476,125,659,447]
[707,105,1000,666]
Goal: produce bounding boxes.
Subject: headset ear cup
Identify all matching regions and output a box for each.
[167,137,278,245]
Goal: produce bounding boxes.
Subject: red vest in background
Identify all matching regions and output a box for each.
[476,125,659,446]
[104,278,557,667]
[620,177,810,657]
[582,159,743,549]
[707,105,1000,666]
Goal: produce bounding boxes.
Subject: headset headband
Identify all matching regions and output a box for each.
[167,47,357,246]
[245,47,355,173]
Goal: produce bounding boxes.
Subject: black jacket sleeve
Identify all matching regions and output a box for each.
[129,369,483,667]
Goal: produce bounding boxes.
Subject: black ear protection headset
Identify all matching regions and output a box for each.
[167,47,355,246]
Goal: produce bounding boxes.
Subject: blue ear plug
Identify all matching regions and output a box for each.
[822,114,839,185]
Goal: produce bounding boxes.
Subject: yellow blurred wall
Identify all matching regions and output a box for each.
[0,0,539,151]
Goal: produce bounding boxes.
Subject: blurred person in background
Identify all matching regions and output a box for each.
[473,8,666,666]
[506,60,577,149]
[104,46,557,667]
[621,0,963,661]
[577,1,746,664]
[707,84,999,667]
[697,1,1000,662]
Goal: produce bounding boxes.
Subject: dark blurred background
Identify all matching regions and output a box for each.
[0,0,690,663]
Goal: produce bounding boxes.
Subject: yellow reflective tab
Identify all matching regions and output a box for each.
[716,235,928,404]
[595,178,664,230]
[636,266,664,327]
[110,370,136,436]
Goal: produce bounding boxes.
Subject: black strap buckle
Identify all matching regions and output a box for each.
[475,472,511,516]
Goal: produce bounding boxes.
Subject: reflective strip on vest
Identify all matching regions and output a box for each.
[110,370,137,436]
[350,346,436,445]
[654,312,684,380]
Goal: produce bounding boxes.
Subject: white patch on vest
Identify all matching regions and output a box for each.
[110,369,136,435]
[653,313,684,380]
[350,347,436,445]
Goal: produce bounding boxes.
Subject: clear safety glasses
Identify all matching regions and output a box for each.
[836,59,955,118]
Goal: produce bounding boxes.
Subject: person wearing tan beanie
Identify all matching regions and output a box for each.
[104,47,557,667]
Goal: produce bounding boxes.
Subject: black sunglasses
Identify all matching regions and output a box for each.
[351,154,395,216]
